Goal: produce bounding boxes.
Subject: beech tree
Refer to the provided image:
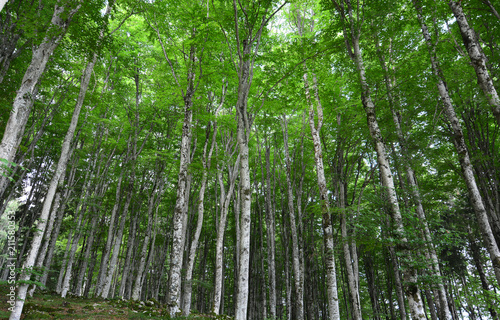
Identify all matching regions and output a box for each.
[1,0,500,319]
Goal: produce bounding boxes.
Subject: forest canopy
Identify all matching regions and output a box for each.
[0,0,499,319]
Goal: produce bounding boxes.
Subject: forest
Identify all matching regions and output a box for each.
[0,0,499,319]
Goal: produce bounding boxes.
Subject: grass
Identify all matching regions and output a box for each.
[0,285,232,319]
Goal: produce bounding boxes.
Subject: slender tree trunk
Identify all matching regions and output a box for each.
[8,37,98,319]
[74,212,99,296]
[213,140,240,314]
[414,1,500,286]
[96,166,125,295]
[339,193,362,320]
[131,164,165,301]
[468,230,499,320]
[375,38,452,319]
[264,139,277,319]
[331,1,426,317]
[448,0,500,124]
[60,202,88,298]
[167,53,196,317]
[0,3,81,198]
[100,181,133,299]
[304,66,340,320]
[182,124,217,315]
[303,70,340,320]
[118,211,138,299]
[282,114,304,320]
[27,189,62,296]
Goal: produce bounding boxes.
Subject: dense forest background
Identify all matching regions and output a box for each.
[0,0,499,319]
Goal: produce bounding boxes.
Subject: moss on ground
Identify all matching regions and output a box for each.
[0,285,233,319]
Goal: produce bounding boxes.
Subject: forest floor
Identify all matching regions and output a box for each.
[0,285,229,319]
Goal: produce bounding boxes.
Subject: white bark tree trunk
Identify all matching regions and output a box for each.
[282,114,304,320]
[213,135,240,314]
[448,0,500,124]
[339,184,362,320]
[8,24,94,320]
[351,35,426,320]
[0,2,81,197]
[118,212,138,298]
[167,93,194,316]
[96,167,124,295]
[74,212,99,296]
[304,73,340,320]
[131,161,165,301]
[415,1,500,287]
[100,182,133,299]
[264,140,277,319]
[182,124,217,315]
[375,39,452,320]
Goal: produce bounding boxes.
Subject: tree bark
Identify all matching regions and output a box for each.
[303,71,340,320]
[331,1,426,317]
[448,0,500,125]
[182,123,217,315]
[131,162,165,301]
[213,133,240,314]
[414,0,500,287]
[0,2,81,198]
[282,114,304,320]
[100,180,133,299]
[165,39,197,315]
[263,138,277,319]
[375,37,452,319]
[8,29,98,318]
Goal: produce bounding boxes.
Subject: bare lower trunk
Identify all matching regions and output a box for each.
[304,72,340,320]
[213,140,240,314]
[96,169,124,295]
[282,115,304,320]
[340,203,362,320]
[27,190,62,296]
[182,124,217,315]
[118,212,138,299]
[131,164,165,301]
[264,141,277,319]
[100,184,133,299]
[167,97,193,315]
[74,213,99,296]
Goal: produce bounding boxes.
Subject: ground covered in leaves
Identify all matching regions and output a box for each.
[0,285,232,319]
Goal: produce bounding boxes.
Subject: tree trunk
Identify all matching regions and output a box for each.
[375,37,452,319]
[331,1,426,317]
[74,211,99,296]
[166,47,196,315]
[414,0,500,286]
[282,114,304,320]
[118,211,139,299]
[0,2,81,198]
[100,184,132,299]
[340,196,362,320]
[213,135,240,314]
[96,166,125,295]
[182,124,217,315]
[448,0,500,125]
[264,139,277,319]
[8,34,97,319]
[131,162,165,301]
[303,70,340,320]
